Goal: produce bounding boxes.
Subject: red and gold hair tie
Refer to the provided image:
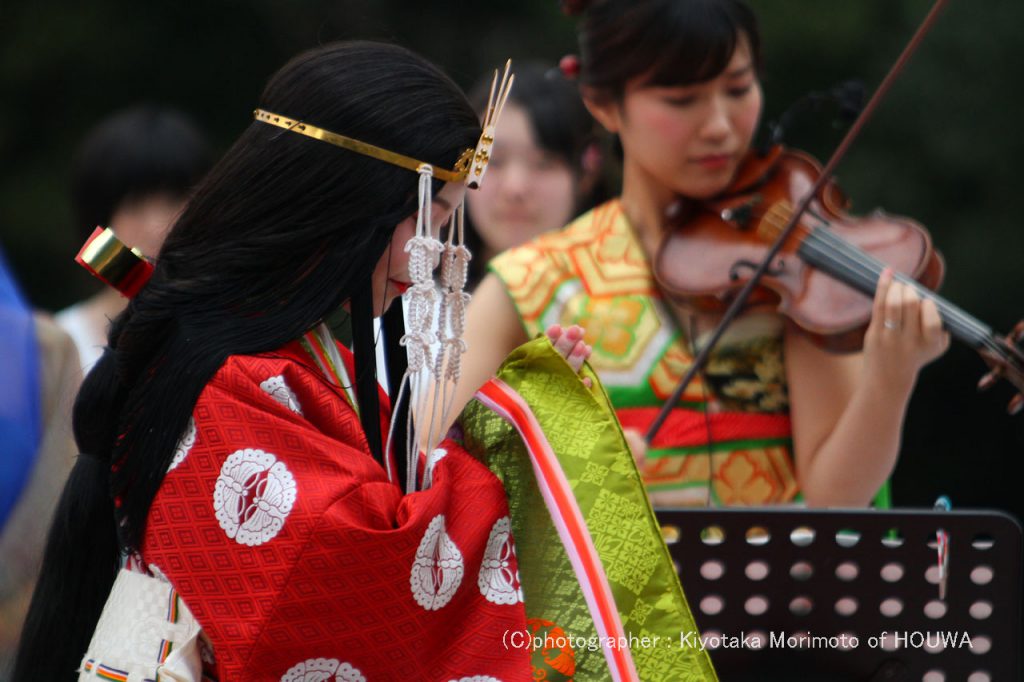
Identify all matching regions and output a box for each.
[75,226,154,298]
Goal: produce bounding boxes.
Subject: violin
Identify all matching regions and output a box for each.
[655,145,942,351]
[653,144,1024,413]
[644,0,1021,447]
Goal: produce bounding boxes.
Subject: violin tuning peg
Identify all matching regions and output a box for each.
[1011,321,1024,344]
[978,370,1001,392]
[1009,394,1024,416]
[720,203,753,228]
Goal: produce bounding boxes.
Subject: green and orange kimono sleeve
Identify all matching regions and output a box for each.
[459,337,718,682]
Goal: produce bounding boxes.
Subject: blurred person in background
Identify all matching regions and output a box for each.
[56,106,211,372]
[0,247,80,679]
[464,61,605,288]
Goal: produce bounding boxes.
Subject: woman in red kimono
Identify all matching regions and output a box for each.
[12,42,560,682]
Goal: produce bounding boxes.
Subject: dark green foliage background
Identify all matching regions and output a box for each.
[2,0,1022,519]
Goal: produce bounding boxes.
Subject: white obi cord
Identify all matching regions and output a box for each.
[78,568,204,682]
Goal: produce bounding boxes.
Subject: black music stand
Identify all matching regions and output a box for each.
[655,508,1021,682]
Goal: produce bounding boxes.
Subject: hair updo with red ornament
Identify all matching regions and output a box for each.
[559,0,761,102]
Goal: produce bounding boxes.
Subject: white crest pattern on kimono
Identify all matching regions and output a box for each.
[410,513,465,610]
[213,448,297,546]
[478,516,523,605]
[280,658,366,682]
[422,446,449,490]
[168,417,197,472]
[260,374,304,415]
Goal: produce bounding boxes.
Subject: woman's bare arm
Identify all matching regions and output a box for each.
[445,272,530,430]
[786,269,949,506]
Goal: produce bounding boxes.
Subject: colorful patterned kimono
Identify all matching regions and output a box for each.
[78,334,716,681]
[461,340,715,682]
[490,200,799,506]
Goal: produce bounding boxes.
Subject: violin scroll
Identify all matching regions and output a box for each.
[977,321,1024,415]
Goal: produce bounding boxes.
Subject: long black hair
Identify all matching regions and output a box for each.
[14,41,479,681]
[570,0,762,101]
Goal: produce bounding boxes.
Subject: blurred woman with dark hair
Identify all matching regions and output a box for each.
[57,105,211,371]
[463,62,604,288]
[452,0,948,509]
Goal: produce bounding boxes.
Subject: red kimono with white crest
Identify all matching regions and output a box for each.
[139,339,531,681]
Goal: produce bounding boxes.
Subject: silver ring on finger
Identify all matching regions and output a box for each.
[884,319,899,330]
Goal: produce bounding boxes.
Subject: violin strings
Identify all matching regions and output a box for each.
[806,223,995,343]
[802,230,994,347]
[774,206,991,342]
[760,209,1001,354]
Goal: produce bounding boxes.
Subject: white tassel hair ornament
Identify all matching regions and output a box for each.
[388,61,514,493]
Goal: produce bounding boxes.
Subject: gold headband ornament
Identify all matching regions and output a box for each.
[253,60,514,189]
[74,62,514,303]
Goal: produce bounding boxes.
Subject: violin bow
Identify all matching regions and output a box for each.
[645,0,952,445]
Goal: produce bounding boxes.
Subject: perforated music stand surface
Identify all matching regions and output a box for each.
[655,508,1021,681]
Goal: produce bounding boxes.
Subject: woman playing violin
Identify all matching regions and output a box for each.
[455,0,950,508]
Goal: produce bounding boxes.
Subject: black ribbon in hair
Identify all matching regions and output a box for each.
[382,303,409,489]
